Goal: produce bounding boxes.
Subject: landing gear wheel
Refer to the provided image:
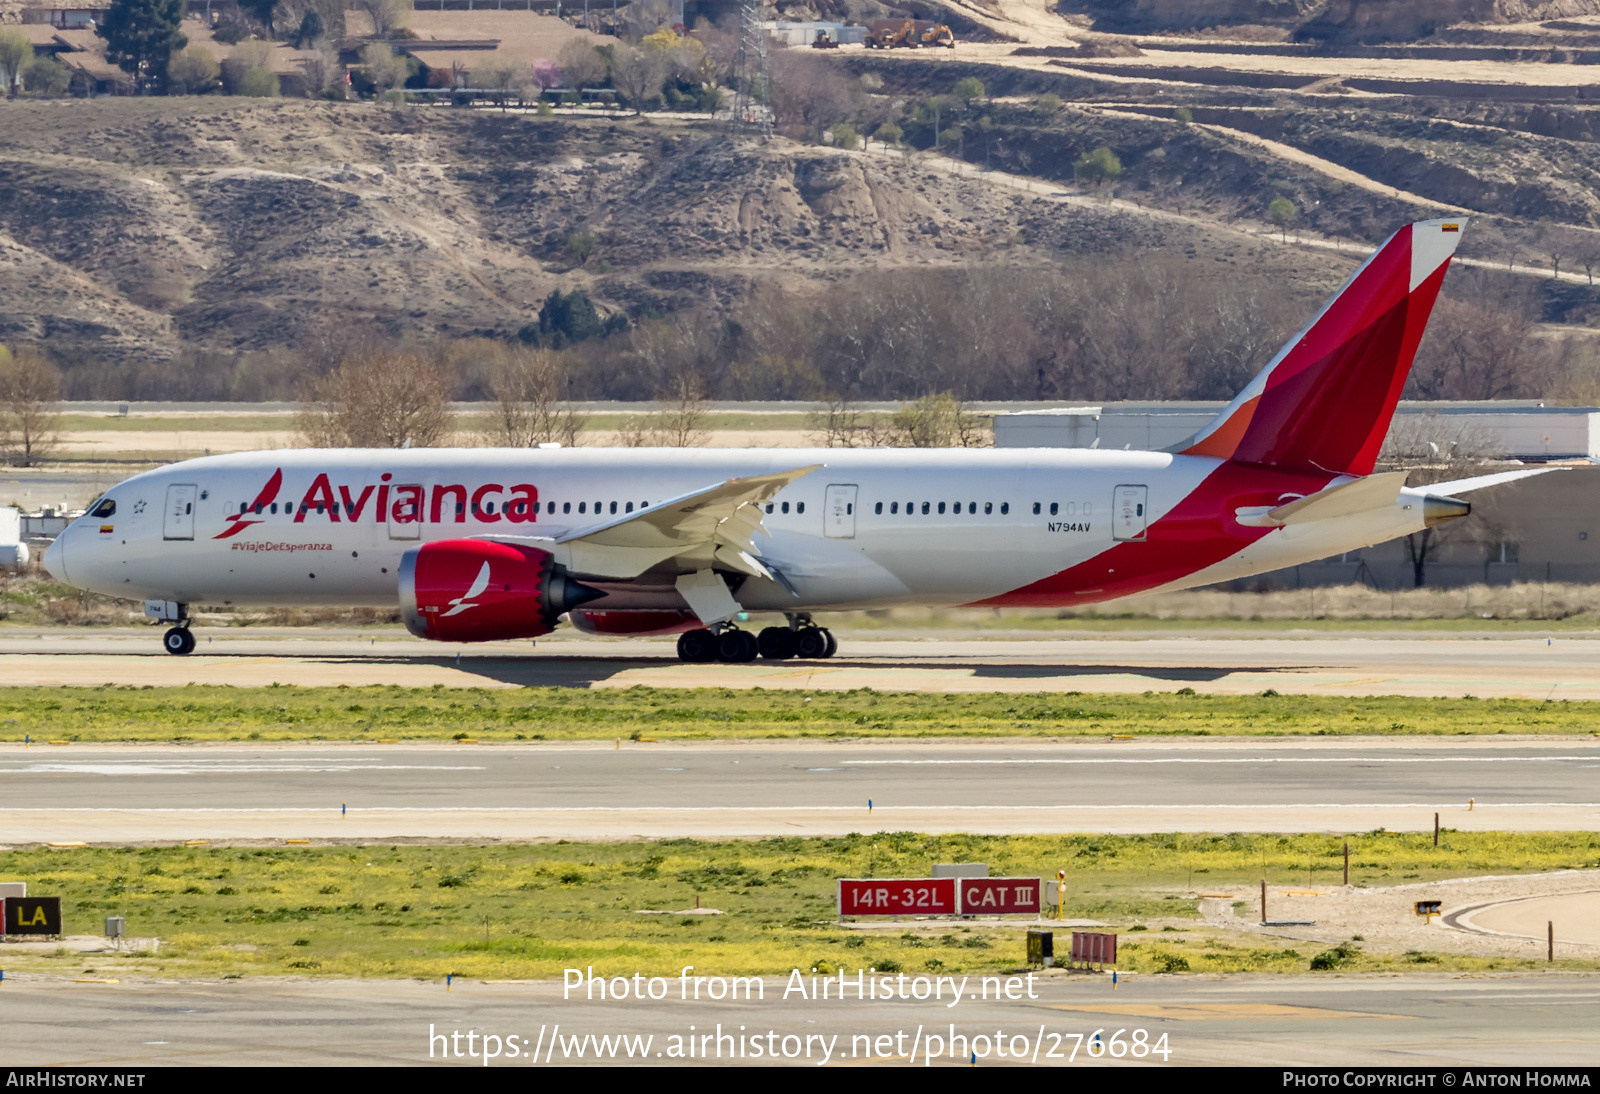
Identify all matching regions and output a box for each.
[757,626,797,661]
[795,626,830,659]
[820,628,837,659]
[162,627,196,656]
[677,629,716,663]
[715,629,759,663]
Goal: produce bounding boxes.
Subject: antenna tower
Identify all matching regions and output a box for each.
[730,0,772,137]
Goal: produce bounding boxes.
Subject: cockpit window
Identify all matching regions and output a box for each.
[90,498,115,518]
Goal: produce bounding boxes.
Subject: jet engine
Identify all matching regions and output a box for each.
[398,539,602,642]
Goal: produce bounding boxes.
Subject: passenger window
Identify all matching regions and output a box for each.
[1000,502,1009,515]
[766,503,774,514]
[610,501,617,515]
[547,501,555,514]
[626,502,634,513]
[846,503,852,515]
[1050,503,1059,516]
[1084,502,1093,516]
[270,503,278,514]
[563,502,571,514]
[968,502,976,514]
[874,502,883,515]
[984,502,992,515]
[579,502,587,514]
[1032,502,1041,515]
[90,499,116,518]
[1067,502,1076,516]
[938,502,946,514]
[890,502,898,514]
[797,502,805,514]
[781,502,789,514]
[921,502,929,515]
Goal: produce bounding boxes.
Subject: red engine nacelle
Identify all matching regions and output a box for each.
[568,608,701,637]
[399,539,601,642]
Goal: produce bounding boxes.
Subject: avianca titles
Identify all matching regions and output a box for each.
[43,219,1548,661]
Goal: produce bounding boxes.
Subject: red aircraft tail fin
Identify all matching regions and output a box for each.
[1180,219,1464,477]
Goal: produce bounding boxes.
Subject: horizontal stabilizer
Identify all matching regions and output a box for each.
[1411,467,1561,497]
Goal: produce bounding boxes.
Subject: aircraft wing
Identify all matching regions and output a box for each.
[539,465,822,580]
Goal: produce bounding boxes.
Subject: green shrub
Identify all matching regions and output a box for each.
[1156,952,1189,973]
[234,66,279,97]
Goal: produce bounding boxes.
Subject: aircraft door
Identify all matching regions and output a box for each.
[388,484,423,540]
[824,484,858,539]
[1113,484,1148,542]
[163,484,197,541]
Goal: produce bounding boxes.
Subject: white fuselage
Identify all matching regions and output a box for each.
[46,447,1432,615]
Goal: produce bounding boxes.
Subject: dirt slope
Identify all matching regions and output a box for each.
[0,98,1350,365]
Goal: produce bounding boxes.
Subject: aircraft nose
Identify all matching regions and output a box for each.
[43,532,68,584]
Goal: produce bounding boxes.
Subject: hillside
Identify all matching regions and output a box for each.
[0,98,1353,369]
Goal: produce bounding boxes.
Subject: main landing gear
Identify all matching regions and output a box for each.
[162,625,196,656]
[676,616,836,664]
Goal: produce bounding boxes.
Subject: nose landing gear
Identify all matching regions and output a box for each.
[162,626,196,656]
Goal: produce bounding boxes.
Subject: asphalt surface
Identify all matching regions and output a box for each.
[2,972,1597,1067]
[4,739,1598,841]
[1,629,1598,699]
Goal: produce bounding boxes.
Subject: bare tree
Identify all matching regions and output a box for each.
[359,42,409,103]
[298,46,340,97]
[350,0,411,38]
[476,56,531,110]
[618,373,709,447]
[1408,283,1546,401]
[556,38,605,95]
[768,50,864,142]
[0,346,61,467]
[609,43,665,114]
[485,347,584,447]
[296,351,454,448]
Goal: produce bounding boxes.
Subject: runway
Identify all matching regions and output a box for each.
[0,628,1598,699]
[3,972,1597,1067]
[5,738,1598,841]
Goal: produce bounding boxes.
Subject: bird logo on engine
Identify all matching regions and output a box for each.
[440,561,492,617]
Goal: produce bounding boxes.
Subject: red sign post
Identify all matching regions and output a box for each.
[956,877,1041,915]
[838,878,957,917]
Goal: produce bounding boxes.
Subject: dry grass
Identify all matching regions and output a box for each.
[1,831,1593,980]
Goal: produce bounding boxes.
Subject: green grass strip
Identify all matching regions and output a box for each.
[4,832,1596,980]
[1,684,1598,741]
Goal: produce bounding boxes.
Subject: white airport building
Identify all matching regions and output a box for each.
[994,402,1600,589]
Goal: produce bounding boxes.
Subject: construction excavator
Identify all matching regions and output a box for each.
[865,20,916,48]
[864,19,955,48]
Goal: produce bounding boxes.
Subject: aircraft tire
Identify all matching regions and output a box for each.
[757,626,797,660]
[794,627,829,659]
[716,629,759,663]
[163,627,195,656]
[677,629,717,663]
[819,629,838,658]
